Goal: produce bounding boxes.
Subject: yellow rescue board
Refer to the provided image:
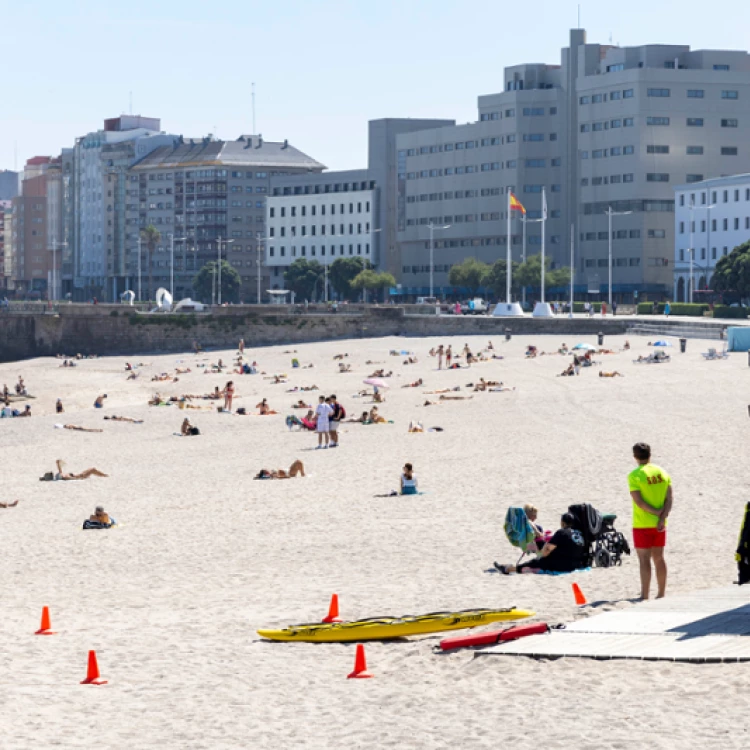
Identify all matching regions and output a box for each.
[257,608,534,642]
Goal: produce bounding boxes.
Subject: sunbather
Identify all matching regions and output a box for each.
[438,394,473,401]
[254,460,305,479]
[57,424,103,433]
[599,371,624,378]
[48,460,108,481]
[0,500,19,508]
[256,398,278,415]
[495,513,586,574]
[402,378,424,388]
[104,415,144,423]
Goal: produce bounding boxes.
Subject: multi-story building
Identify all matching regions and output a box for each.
[674,174,750,300]
[128,135,324,303]
[395,29,750,301]
[46,157,64,300]
[64,116,175,301]
[265,119,453,294]
[0,170,19,200]
[0,199,11,291]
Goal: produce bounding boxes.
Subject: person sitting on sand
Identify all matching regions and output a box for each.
[293,400,312,409]
[402,378,424,388]
[558,343,569,355]
[104,415,144,423]
[524,503,545,537]
[495,512,586,575]
[599,371,624,378]
[525,345,538,358]
[254,460,305,479]
[372,388,386,403]
[558,364,576,377]
[400,463,418,495]
[181,418,200,436]
[47,460,108,481]
[94,394,107,409]
[16,376,27,396]
[17,405,32,417]
[255,398,278,416]
[89,506,113,526]
[369,407,387,424]
[623,340,631,351]
[0,499,19,508]
[487,340,494,351]
[338,362,352,373]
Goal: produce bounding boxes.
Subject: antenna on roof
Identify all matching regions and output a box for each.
[577,3,581,27]
[252,82,256,136]
[129,91,133,115]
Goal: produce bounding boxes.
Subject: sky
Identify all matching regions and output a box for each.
[3,0,750,173]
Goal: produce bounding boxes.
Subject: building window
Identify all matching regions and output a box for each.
[623,173,634,183]
[686,174,704,183]
[687,118,704,127]
[646,116,670,126]
[523,185,543,193]
[721,147,738,155]
[721,119,738,128]
[623,89,634,98]
[610,119,622,128]
[579,96,590,105]
[580,124,590,133]
[523,134,544,142]
[722,90,739,99]
[648,229,666,238]
[623,146,635,155]
[647,88,670,97]
[647,173,670,182]
[714,64,730,70]
[647,145,669,154]
[525,159,546,167]
[624,118,634,127]
[687,89,704,98]
[522,107,544,116]
[506,134,516,143]
[686,146,703,155]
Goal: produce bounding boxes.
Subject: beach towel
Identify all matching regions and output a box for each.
[504,507,538,552]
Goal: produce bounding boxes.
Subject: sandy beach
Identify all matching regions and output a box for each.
[1,332,748,749]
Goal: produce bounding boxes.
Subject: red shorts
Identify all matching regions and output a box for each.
[633,527,666,549]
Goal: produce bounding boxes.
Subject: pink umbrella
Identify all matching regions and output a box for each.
[363,378,390,389]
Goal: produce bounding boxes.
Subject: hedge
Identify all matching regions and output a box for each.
[573,302,602,313]
[712,305,748,319]
[653,303,709,316]
[637,302,655,315]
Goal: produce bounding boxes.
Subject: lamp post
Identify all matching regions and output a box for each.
[49,240,68,301]
[215,236,235,305]
[169,235,187,300]
[427,223,450,299]
[137,235,142,303]
[605,206,633,307]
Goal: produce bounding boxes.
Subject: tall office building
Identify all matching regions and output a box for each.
[128,135,324,302]
[265,119,454,293]
[0,200,11,291]
[395,29,750,301]
[0,170,19,200]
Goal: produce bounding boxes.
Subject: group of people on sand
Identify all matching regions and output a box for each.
[314,394,345,448]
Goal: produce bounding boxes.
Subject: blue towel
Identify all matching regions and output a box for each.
[504,507,537,551]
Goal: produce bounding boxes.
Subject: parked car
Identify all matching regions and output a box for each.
[416,296,439,305]
[460,298,489,315]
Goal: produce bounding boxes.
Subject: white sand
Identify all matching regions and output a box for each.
[1,333,747,748]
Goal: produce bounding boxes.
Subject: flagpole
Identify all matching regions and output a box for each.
[569,223,575,318]
[540,188,546,304]
[506,190,511,304]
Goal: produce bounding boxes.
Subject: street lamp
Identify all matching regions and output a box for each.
[169,235,187,300]
[605,206,633,307]
[49,240,68,301]
[427,223,450,299]
[215,236,235,305]
[688,200,716,303]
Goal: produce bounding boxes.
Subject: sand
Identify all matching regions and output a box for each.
[1,333,747,749]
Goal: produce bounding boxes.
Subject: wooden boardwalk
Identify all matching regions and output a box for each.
[481,586,750,663]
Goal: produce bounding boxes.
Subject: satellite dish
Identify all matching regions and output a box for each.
[155,288,173,311]
[120,290,135,306]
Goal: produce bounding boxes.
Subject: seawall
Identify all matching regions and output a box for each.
[0,304,726,363]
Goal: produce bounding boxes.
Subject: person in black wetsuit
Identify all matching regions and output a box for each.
[495,513,586,575]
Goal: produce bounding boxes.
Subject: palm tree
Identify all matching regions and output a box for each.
[140,225,161,301]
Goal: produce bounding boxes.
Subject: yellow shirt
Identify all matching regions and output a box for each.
[628,463,671,528]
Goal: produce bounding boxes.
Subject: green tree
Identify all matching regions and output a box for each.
[140,225,161,301]
[515,254,572,292]
[192,260,241,304]
[447,257,491,296]
[713,240,750,297]
[481,259,521,299]
[328,257,370,300]
[350,270,396,302]
[284,259,324,301]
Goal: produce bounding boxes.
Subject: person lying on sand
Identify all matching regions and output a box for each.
[254,460,305,479]
[471,378,500,391]
[368,407,387,423]
[104,415,144,423]
[599,371,624,378]
[402,378,424,388]
[403,357,418,365]
[422,400,443,406]
[408,420,424,433]
[368,369,393,378]
[44,460,108,481]
[423,388,460,394]
[56,424,103,433]
[256,399,278,415]
[292,400,312,409]
[494,513,586,575]
[0,500,19,508]
[175,367,192,374]
[338,363,352,373]
[489,384,516,392]
[333,354,349,360]
[438,394,473,401]
[558,364,577,377]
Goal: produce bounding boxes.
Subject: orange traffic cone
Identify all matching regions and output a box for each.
[347,644,373,679]
[322,594,342,624]
[572,583,587,606]
[80,650,108,685]
[35,606,57,636]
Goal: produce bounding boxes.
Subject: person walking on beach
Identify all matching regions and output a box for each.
[628,442,673,600]
[238,338,245,355]
[223,381,235,412]
[446,345,452,368]
[315,395,332,449]
[328,394,345,448]
[437,345,444,370]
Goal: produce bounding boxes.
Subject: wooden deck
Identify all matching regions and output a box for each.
[481,586,750,663]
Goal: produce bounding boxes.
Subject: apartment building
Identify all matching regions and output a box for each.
[128,135,324,302]
[265,119,453,294]
[395,29,750,300]
[674,174,750,300]
[0,170,19,200]
[0,200,10,291]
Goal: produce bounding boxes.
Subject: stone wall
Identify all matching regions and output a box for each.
[0,305,729,363]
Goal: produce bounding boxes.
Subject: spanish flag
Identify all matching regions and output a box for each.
[509,192,526,214]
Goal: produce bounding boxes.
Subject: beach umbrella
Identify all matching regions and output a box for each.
[652,340,672,347]
[572,343,597,351]
[363,378,390,389]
